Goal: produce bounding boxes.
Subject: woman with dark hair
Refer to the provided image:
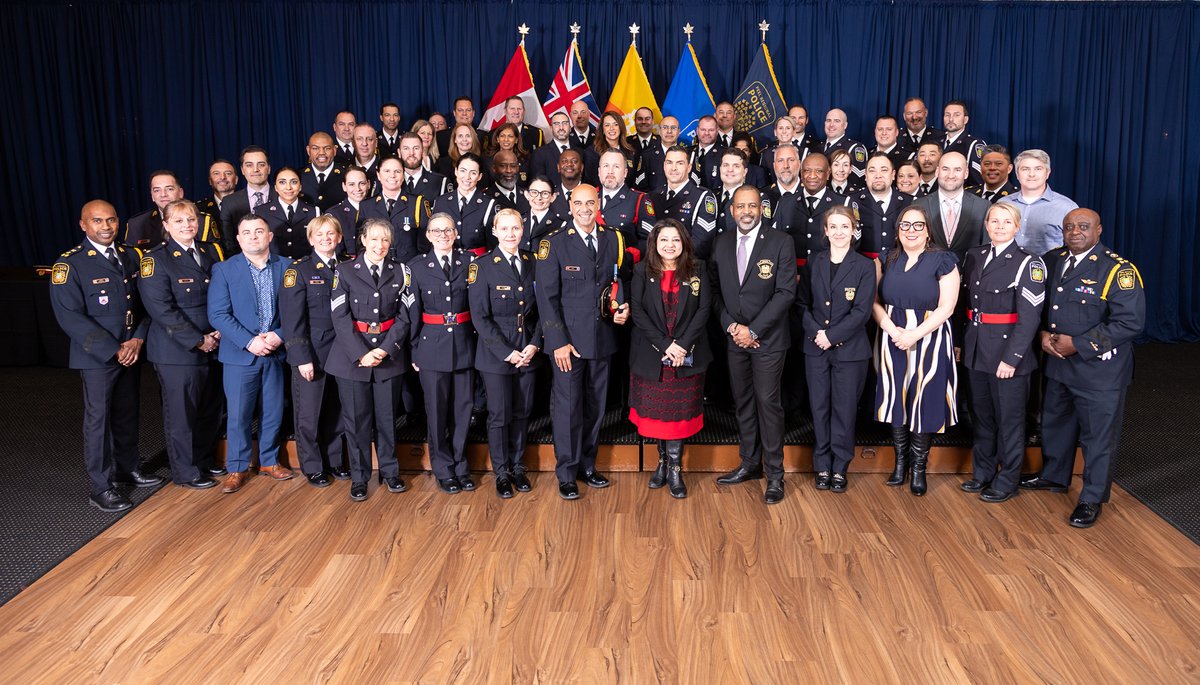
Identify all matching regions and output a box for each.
[895,159,922,196]
[828,149,863,196]
[730,132,769,189]
[629,218,712,498]
[261,167,317,259]
[584,111,637,185]
[873,205,961,496]
[484,122,530,183]
[800,206,876,493]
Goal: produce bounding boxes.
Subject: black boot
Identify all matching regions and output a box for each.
[887,425,910,487]
[648,440,668,489]
[665,440,687,499]
[910,432,932,496]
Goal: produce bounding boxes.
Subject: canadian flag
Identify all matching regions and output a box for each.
[481,43,551,133]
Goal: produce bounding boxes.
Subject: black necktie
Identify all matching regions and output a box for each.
[722,190,730,208]
[370,264,380,284]
[187,246,202,268]
[877,200,884,208]
[317,172,326,185]
[405,178,415,195]
[602,194,609,210]
[667,190,676,202]
[585,234,596,259]
[920,183,930,195]
[286,205,294,222]
[105,247,121,271]
[344,144,352,156]
[806,196,817,212]
[442,255,452,279]
[510,254,521,279]
[459,195,467,212]
[1061,255,1078,282]
[984,246,997,268]
[983,190,996,202]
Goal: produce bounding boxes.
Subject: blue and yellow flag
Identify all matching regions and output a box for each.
[732,43,787,145]
[661,41,714,144]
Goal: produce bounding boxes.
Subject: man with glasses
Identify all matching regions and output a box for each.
[531,112,573,186]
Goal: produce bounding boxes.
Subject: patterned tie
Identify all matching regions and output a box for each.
[252,191,264,211]
[736,233,750,282]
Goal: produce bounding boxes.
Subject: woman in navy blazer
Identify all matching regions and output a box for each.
[799,206,877,492]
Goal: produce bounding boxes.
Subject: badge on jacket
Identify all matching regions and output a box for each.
[757,259,774,279]
[52,263,69,284]
[845,287,856,301]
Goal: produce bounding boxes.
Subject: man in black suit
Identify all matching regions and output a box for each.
[851,152,913,261]
[914,141,942,197]
[911,151,989,264]
[332,110,357,167]
[714,101,738,149]
[196,159,238,222]
[531,112,573,186]
[218,145,275,252]
[711,185,796,504]
[435,96,485,157]
[377,102,403,158]
[568,101,597,150]
[300,132,346,211]
[626,107,659,153]
[899,97,945,154]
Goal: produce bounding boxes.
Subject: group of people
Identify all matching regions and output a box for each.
[50,94,1144,529]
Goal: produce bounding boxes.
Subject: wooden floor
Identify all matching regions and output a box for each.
[2,472,1198,684]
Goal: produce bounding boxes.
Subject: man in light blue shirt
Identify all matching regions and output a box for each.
[999,149,1078,256]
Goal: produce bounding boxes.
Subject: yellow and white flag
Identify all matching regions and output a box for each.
[605,44,661,132]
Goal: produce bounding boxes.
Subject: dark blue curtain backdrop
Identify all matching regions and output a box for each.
[0,0,1196,340]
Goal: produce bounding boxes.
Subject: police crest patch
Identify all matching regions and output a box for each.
[283,269,297,288]
[763,204,773,220]
[1117,269,1135,290]
[845,287,856,301]
[645,201,655,217]
[757,259,774,279]
[467,263,478,284]
[688,276,700,296]
[140,257,154,278]
[1030,263,1045,283]
[854,149,866,163]
[537,240,551,260]
[704,197,716,215]
[51,263,68,285]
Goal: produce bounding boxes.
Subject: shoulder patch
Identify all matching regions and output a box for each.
[704,196,716,215]
[51,263,69,285]
[140,257,154,278]
[537,239,551,260]
[644,199,655,217]
[854,149,866,163]
[467,262,478,284]
[1117,269,1136,290]
[283,268,298,288]
[763,203,773,220]
[332,273,339,290]
[1030,261,1045,283]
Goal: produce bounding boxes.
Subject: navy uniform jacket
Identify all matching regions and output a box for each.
[407,250,476,372]
[822,137,869,181]
[520,210,565,253]
[403,170,450,200]
[759,135,822,184]
[628,260,712,379]
[139,239,225,365]
[547,184,577,223]
[469,248,542,375]
[708,225,797,352]
[300,165,346,212]
[260,200,317,260]
[377,130,402,158]
[325,256,412,381]
[279,253,339,369]
[432,190,498,254]
[517,123,544,152]
[1041,244,1145,390]
[125,207,220,250]
[326,199,367,255]
[942,132,988,185]
[582,147,636,187]
[535,225,630,360]
[569,125,597,150]
[968,180,1021,203]
[626,133,660,155]
[633,144,669,191]
[690,143,725,191]
[650,180,719,259]
[716,188,774,236]
[599,185,656,253]
[50,242,150,369]
[799,250,876,360]
[776,190,850,265]
[360,194,428,263]
[491,184,530,216]
[530,141,570,186]
[961,242,1046,375]
[333,141,356,167]
[872,145,914,170]
[849,189,913,259]
[898,126,946,154]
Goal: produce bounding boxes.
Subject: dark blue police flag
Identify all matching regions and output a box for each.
[733,43,789,146]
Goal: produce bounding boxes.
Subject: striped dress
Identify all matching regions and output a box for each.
[875,250,959,433]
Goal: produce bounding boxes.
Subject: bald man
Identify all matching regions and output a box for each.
[911,151,989,263]
[821,108,868,183]
[300,132,346,211]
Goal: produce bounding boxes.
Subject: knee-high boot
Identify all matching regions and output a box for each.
[648,440,668,489]
[887,425,910,487]
[665,439,687,499]
[909,432,932,496]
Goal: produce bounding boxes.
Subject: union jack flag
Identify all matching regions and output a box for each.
[541,40,601,126]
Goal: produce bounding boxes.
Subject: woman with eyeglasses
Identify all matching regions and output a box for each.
[873,205,960,496]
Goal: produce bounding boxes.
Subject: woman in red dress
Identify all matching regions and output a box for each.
[628,219,712,498]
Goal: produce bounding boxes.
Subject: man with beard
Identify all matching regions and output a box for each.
[398,132,449,199]
[915,141,942,197]
[851,152,913,261]
[596,148,656,252]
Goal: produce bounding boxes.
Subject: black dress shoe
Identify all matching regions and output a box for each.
[496,478,515,499]
[716,465,764,485]
[331,466,351,481]
[830,473,848,493]
[1018,475,1068,493]
[960,479,989,493]
[559,481,580,500]
[1069,502,1102,528]
[383,476,407,493]
[764,479,785,504]
[111,470,165,488]
[89,488,132,512]
[512,472,532,492]
[814,472,831,490]
[581,470,610,488]
[459,475,476,491]
[206,466,227,477]
[180,476,218,490]
[980,487,1017,503]
[306,472,332,488]
[437,477,462,494]
[350,483,368,501]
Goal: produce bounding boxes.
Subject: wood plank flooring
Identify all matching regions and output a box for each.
[1,472,1197,684]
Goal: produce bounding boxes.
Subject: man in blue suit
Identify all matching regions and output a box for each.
[208,214,293,493]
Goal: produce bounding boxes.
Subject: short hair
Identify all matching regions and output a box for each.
[945,99,970,117]
[162,199,197,222]
[666,144,691,157]
[505,96,524,107]
[982,144,1012,163]
[789,103,809,114]
[149,169,180,185]
[359,217,392,244]
[453,95,473,108]
[209,158,235,170]
[917,140,943,154]
[598,148,628,165]
[721,147,749,166]
[550,111,570,124]
[237,213,268,233]
[334,109,357,122]
[399,131,423,146]
[821,205,860,249]
[380,102,399,115]
[353,122,377,135]
[427,212,456,232]
[875,114,900,128]
[305,213,343,241]
[986,201,1023,227]
[866,151,895,168]
[239,145,269,167]
[774,115,797,130]
[772,143,799,159]
[731,184,762,203]
[527,174,554,189]
[493,207,522,230]
[1014,149,1052,170]
[828,149,851,166]
[698,115,717,126]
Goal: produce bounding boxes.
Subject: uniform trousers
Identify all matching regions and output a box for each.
[728,346,787,479]
[337,375,400,483]
[155,361,221,483]
[805,356,867,474]
[420,369,474,480]
[480,369,537,477]
[968,369,1030,493]
[550,357,610,483]
[223,356,286,473]
[79,365,141,495]
[1040,378,1128,504]
[291,367,344,476]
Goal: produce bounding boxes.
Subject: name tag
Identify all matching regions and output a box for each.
[177,278,194,284]
[564,266,581,272]
[91,278,109,284]
[309,279,325,285]
[495,285,511,291]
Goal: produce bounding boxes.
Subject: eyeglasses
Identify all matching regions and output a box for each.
[897,221,927,232]
[526,189,552,198]
[428,228,456,236]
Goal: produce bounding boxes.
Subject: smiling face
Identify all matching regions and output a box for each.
[415,124,433,151]
[307,133,335,169]
[426,215,457,253]
[774,117,795,143]
[903,99,928,132]
[937,152,968,193]
[236,217,272,259]
[569,184,599,231]
[550,113,571,142]
[163,205,198,245]
[896,164,921,194]
[659,117,680,146]
[399,138,423,170]
[308,220,341,257]
[985,204,1020,246]
[378,158,404,194]
[788,106,809,130]
[570,101,591,129]
[453,124,475,154]
[380,105,400,133]
[598,150,627,191]
[981,151,1013,187]
[866,157,895,193]
[1016,156,1051,194]
[830,154,851,184]
[453,99,475,126]
[525,179,555,212]
[663,150,690,186]
[505,98,525,125]
[732,187,762,232]
[150,174,183,210]
[493,211,523,252]
[715,103,736,131]
[875,118,898,148]
[696,118,717,146]
[801,155,830,193]
[333,112,356,144]
[342,168,370,203]
[774,146,800,186]
[601,114,621,145]
[825,212,854,251]
[719,152,747,187]
[362,223,392,262]
[917,143,942,176]
[655,224,684,263]
[495,127,517,151]
[557,150,582,183]
[80,201,119,246]
[634,108,654,136]
[274,170,301,204]
[824,109,848,139]
[242,151,270,187]
[1062,208,1102,255]
[455,157,481,193]
[209,162,237,194]
[897,208,929,252]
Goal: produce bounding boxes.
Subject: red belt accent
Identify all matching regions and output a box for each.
[966,309,1018,324]
[467,247,487,257]
[354,320,395,334]
[862,251,880,259]
[422,312,472,325]
[796,258,808,267]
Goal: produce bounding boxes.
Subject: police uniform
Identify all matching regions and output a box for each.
[125,207,220,250]
[778,189,851,267]
[402,169,450,201]
[599,185,656,254]
[633,144,677,192]
[531,140,571,186]
[260,199,317,260]
[300,165,346,212]
[961,242,1046,496]
[360,193,428,263]
[822,137,869,182]
[469,248,541,484]
[942,131,988,185]
[690,143,725,191]
[139,238,226,485]
[432,189,498,257]
[517,123,544,152]
[1034,245,1145,509]
[491,184,530,216]
[582,147,636,187]
[650,180,719,259]
[325,255,413,487]
[914,178,939,198]
[408,249,477,487]
[334,140,356,167]
[850,189,913,261]
[280,252,346,480]
[872,145,914,170]
[626,133,660,154]
[49,240,150,497]
[569,125,597,150]
[968,180,1021,203]
[535,224,630,487]
[898,126,946,155]
[378,130,402,159]
[520,210,564,253]
[326,199,367,256]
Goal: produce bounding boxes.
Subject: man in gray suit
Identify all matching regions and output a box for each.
[912,151,988,264]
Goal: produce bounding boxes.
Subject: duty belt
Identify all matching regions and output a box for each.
[422,312,472,325]
[354,319,395,334]
[967,309,1018,324]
